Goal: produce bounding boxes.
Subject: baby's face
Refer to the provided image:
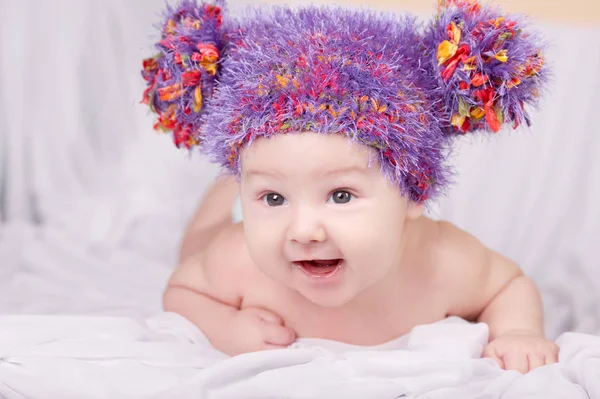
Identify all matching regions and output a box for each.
[239,132,421,307]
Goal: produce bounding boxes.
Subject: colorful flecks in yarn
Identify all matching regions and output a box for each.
[201,6,448,202]
[141,0,225,149]
[141,0,548,202]
[427,0,547,134]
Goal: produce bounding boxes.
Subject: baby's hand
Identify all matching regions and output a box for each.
[482,330,559,374]
[221,307,296,356]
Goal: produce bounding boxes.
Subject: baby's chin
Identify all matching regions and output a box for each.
[259,261,371,307]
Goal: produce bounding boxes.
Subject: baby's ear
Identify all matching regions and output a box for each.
[406,201,425,220]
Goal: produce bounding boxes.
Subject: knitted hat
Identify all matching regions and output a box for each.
[141,0,548,202]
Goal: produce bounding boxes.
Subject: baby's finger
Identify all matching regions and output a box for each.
[247,307,284,325]
[261,323,297,346]
[490,355,505,369]
[504,353,529,374]
[482,347,504,369]
[263,343,288,351]
[495,355,505,369]
[544,350,559,365]
[528,354,545,371]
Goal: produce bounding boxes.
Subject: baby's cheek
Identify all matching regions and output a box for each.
[335,224,385,267]
[345,215,400,249]
[351,223,403,273]
[245,231,274,258]
[244,221,285,264]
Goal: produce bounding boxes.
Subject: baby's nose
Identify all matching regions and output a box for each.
[287,207,326,244]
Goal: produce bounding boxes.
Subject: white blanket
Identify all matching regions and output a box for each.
[1,1,599,398]
[1,314,598,399]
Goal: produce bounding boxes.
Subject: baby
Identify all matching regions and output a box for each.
[142,0,558,374]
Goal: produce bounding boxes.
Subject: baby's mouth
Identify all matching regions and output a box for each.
[294,259,343,279]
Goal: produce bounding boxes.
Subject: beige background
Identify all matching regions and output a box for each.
[260,0,600,25]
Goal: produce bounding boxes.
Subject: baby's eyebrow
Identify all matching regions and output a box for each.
[321,165,368,177]
[243,169,283,179]
[243,165,368,179]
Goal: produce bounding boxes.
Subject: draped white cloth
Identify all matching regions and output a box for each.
[0,0,599,397]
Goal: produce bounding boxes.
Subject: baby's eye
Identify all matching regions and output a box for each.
[263,192,287,207]
[329,190,353,204]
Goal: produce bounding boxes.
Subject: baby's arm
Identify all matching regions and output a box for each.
[476,259,544,340]
[164,225,243,348]
[165,222,296,355]
[164,177,295,355]
[178,174,239,263]
[438,222,558,372]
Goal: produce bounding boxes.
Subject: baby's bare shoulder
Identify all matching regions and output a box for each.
[431,220,520,277]
[203,223,253,274]
[407,219,481,284]
[422,219,522,319]
[168,223,254,304]
[432,220,484,259]
[426,220,494,288]
[409,218,482,266]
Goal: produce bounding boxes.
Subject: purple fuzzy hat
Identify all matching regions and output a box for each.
[141,0,548,202]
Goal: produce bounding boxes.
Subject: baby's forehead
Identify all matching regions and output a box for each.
[240,132,378,177]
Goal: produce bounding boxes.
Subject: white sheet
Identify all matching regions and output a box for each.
[0,222,170,318]
[1,314,598,399]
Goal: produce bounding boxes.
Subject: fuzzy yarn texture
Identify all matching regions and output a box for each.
[141,0,548,202]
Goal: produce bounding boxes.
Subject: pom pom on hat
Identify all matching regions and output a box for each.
[424,0,547,134]
[141,0,226,149]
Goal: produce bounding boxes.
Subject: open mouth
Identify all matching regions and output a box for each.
[294,259,343,279]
